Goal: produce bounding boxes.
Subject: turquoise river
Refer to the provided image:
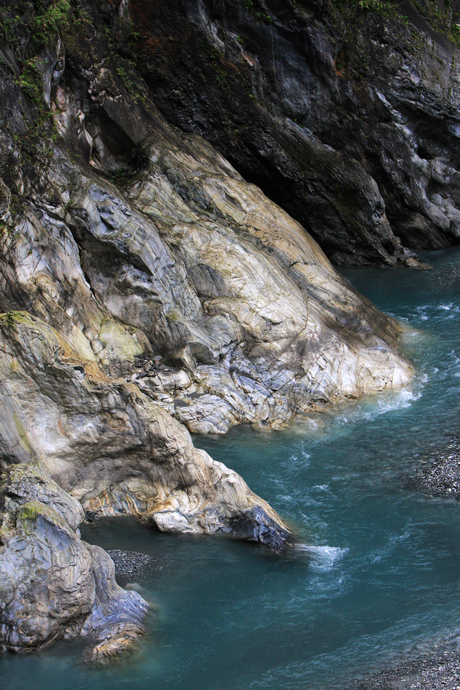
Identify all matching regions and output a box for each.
[4,248,460,689]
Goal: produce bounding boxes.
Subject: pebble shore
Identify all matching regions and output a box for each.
[107,549,162,588]
[414,438,460,498]
[354,650,460,689]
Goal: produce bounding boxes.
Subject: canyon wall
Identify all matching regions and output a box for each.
[0,0,443,655]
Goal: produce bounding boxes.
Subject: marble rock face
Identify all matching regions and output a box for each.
[0,29,413,435]
[0,0,415,544]
[0,463,148,658]
[0,1,412,534]
[0,312,291,548]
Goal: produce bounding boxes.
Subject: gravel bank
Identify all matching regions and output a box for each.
[353,650,460,689]
[414,438,460,498]
[107,549,163,588]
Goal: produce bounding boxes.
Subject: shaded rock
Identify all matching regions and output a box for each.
[0,463,148,657]
[227,505,293,552]
[128,0,460,266]
[81,544,148,662]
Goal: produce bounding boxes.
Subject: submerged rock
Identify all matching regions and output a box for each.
[0,463,148,657]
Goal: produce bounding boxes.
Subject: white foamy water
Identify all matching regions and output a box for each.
[295,544,349,570]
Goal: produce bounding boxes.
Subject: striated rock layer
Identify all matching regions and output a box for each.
[0,0,412,527]
[0,462,148,659]
[0,0,412,436]
[0,311,291,548]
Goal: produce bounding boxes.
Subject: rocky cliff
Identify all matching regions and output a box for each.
[128,0,460,266]
[0,0,423,656]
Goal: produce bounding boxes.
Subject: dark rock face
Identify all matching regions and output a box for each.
[128,0,460,266]
[227,506,293,551]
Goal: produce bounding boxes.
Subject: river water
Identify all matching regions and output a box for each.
[4,247,460,689]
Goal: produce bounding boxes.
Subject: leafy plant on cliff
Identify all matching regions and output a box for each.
[0,9,22,45]
[8,0,73,115]
[33,0,72,47]
[412,0,460,49]
[332,0,399,19]
[236,0,273,24]
[16,57,44,105]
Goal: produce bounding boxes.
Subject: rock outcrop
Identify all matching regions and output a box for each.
[0,312,291,548]
[0,462,148,659]
[128,0,460,266]
[0,0,413,528]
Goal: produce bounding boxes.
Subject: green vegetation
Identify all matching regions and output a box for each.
[0,311,28,329]
[18,502,43,523]
[330,0,410,80]
[15,56,45,104]
[167,310,182,323]
[0,0,72,47]
[107,168,138,186]
[0,0,77,162]
[0,10,21,45]
[33,0,72,48]
[412,0,460,48]
[236,0,273,24]
[331,0,400,20]
[13,413,35,456]
[453,23,460,47]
